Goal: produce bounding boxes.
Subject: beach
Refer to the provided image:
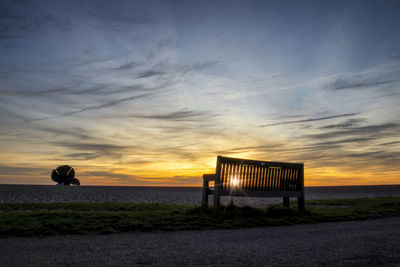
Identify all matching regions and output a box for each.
[1,184,399,207]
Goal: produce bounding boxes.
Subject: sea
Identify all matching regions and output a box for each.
[1,184,399,207]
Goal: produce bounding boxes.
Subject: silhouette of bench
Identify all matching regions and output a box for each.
[202,156,305,210]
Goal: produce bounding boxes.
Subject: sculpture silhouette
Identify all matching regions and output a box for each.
[51,165,80,185]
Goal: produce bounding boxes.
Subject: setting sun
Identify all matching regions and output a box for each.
[232,178,239,187]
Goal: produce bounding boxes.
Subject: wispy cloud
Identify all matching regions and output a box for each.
[147,38,176,60]
[51,141,131,152]
[307,122,400,140]
[137,70,165,78]
[0,164,43,175]
[65,152,98,160]
[38,127,90,140]
[0,1,72,39]
[133,110,210,121]
[52,141,135,160]
[140,58,221,77]
[114,61,143,71]
[379,141,400,146]
[70,84,150,96]
[333,79,394,91]
[63,93,153,116]
[260,113,357,127]
[320,118,367,129]
[0,87,70,97]
[80,171,140,182]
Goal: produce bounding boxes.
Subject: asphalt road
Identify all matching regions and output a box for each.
[1,217,399,266]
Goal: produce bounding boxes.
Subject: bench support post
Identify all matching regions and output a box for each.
[202,174,217,209]
[201,176,209,208]
[213,183,221,210]
[298,164,306,211]
[283,197,290,208]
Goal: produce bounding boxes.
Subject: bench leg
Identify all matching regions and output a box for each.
[213,185,221,210]
[298,195,305,211]
[298,164,305,211]
[202,179,209,208]
[283,197,290,208]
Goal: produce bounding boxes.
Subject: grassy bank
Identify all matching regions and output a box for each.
[1,197,399,237]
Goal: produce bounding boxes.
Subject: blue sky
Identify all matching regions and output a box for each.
[1,0,399,185]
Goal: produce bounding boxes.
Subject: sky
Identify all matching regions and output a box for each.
[0,0,399,186]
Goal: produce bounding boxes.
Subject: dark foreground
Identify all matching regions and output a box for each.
[1,198,400,237]
[1,217,399,266]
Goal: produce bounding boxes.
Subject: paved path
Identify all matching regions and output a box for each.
[1,218,399,266]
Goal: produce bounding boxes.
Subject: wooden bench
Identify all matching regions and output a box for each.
[202,156,305,210]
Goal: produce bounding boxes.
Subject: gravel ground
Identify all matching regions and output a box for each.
[2,184,399,207]
[0,185,284,206]
[0,184,203,204]
[1,217,399,266]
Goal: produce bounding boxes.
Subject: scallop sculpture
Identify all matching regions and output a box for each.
[51,165,80,185]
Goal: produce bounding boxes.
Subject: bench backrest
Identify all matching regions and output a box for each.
[215,156,304,192]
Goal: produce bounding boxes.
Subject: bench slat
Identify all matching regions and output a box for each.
[218,156,303,169]
[216,157,303,193]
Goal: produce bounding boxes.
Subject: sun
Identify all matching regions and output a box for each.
[232,178,239,187]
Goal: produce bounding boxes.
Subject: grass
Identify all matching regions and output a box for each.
[0,197,399,237]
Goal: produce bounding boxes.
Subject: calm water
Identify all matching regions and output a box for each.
[0,184,399,206]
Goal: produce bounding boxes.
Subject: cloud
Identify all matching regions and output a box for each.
[52,141,135,160]
[63,92,153,116]
[182,61,220,72]
[70,84,149,95]
[309,137,376,146]
[379,141,400,146]
[81,171,137,181]
[52,141,130,152]
[38,127,90,140]
[215,144,284,154]
[147,38,176,60]
[307,123,400,140]
[133,110,210,121]
[342,151,400,162]
[138,60,220,78]
[137,70,165,78]
[65,152,98,160]
[260,113,357,127]
[0,2,72,40]
[333,79,394,90]
[23,89,158,123]
[114,61,143,71]
[0,87,70,97]
[320,118,367,129]
[1,83,152,98]
[0,164,43,175]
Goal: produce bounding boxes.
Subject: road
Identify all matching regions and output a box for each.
[1,217,399,266]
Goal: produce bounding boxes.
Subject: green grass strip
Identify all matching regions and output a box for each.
[0,197,399,237]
